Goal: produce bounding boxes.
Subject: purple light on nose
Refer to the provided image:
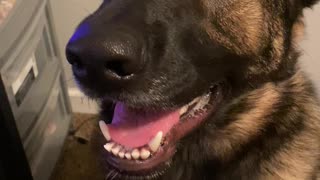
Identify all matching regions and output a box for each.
[70,23,91,43]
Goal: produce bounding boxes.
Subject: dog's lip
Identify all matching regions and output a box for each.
[101,84,223,174]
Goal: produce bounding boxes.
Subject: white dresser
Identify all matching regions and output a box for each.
[0,0,72,180]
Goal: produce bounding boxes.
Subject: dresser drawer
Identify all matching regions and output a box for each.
[23,72,70,162]
[0,4,65,137]
[15,61,60,139]
[25,75,71,180]
[0,0,47,62]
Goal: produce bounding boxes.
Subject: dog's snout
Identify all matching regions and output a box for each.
[66,29,144,80]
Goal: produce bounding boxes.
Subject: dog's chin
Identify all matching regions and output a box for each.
[98,83,224,179]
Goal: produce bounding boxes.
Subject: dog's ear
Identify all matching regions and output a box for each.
[300,0,320,7]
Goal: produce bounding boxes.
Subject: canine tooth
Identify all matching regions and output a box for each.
[180,106,188,115]
[112,145,122,156]
[125,152,132,160]
[140,148,151,160]
[189,97,201,106]
[104,142,115,152]
[192,95,210,111]
[131,149,140,160]
[148,131,163,152]
[119,151,125,159]
[199,95,210,107]
[194,100,205,110]
[99,121,111,141]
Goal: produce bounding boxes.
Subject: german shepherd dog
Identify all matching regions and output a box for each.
[66,0,320,179]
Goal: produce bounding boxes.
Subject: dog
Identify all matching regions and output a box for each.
[66,0,320,179]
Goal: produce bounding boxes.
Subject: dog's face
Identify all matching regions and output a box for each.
[66,0,319,179]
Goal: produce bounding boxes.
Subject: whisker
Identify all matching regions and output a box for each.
[105,169,114,180]
[110,171,118,180]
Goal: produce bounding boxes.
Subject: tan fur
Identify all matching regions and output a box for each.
[211,70,320,179]
[212,83,281,161]
[261,72,320,179]
[262,88,320,180]
[262,123,320,180]
[271,27,284,68]
[225,83,280,142]
[202,0,264,55]
[292,18,305,45]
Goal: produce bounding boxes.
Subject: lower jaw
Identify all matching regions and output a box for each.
[102,84,224,176]
[106,145,176,174]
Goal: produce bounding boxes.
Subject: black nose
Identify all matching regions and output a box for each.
[66,27,144,80]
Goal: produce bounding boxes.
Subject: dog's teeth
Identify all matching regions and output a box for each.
[148,131,163,152]
[131,149,140,160]
[194,101,204,110]
[99,121,111,141]
[119,151,125,159]
[180,106,188,116]
[195,95,210,110]
[125,152,132,160]
[140,148,151,160]
[189,97,201,106]
[112,145,122,156]
[104,142,115,152]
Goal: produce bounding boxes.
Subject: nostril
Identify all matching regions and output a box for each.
[66,49,84,69]
[104,57,135,78]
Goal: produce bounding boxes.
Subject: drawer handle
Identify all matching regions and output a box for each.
[11,54,38,95]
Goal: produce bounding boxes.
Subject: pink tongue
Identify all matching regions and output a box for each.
[108,103,180,148]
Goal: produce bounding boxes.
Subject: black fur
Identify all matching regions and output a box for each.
[302,0,320,7]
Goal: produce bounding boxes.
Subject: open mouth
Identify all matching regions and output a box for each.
[99,84,223,175]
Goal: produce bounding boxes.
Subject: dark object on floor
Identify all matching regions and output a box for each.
[50,113,104,180]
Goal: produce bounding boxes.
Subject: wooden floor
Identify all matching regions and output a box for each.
[49,113,105,180]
